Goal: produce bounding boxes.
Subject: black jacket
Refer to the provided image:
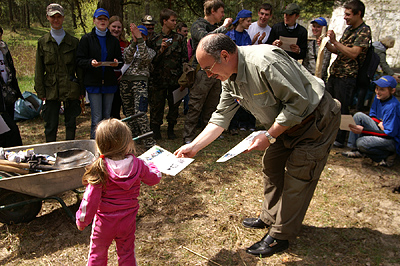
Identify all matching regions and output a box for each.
[76,28,122,87]
[266,22,308,60]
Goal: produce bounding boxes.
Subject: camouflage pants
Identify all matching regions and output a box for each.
[149,85,181,127]
[183,70,221,142]
[119,80,155,148]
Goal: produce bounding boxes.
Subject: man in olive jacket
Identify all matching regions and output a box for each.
[34,4,82,142]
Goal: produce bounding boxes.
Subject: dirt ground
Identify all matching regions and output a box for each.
[1,108,400,265]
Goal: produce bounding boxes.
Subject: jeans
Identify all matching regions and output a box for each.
[88,93,114,139]
[348,112,396,162]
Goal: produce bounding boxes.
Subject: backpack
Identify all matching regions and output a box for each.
[358,41,380,81]
[347,24,380,83]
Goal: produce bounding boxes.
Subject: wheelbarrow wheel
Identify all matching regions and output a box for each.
[0,189,42,224]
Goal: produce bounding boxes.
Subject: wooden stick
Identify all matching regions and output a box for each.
[0,159,30,169]
[180,246,222,266]
[0,164,29,174]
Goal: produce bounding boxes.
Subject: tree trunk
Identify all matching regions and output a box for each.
[8,0,14,24]
[26,3,30,29]
[76,0,87,34]
[98,0,123,18]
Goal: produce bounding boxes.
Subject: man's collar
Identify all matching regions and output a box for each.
[230,47,247,84]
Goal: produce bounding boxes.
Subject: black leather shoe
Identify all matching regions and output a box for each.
[242,217,268,229]
[246,234,289,257]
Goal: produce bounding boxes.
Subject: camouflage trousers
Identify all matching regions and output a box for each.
[119,80,156,148]
[149,85,181,127]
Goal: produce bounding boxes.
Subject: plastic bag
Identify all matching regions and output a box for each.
[14,91,43,121]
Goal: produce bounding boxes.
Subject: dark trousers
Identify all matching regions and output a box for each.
[110,87,122,119]
[0,111,22,148]
[41,99,81,142]
[326,76,356,144]
[149,86,181,127]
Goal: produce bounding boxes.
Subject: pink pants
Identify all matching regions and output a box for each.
[87,209,138,266]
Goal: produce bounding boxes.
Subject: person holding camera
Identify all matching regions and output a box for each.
[35,4,83,142]
[148,8,188,140]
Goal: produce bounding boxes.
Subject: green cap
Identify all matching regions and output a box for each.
[283,3,301,15]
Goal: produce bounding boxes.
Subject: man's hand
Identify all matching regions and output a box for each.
[258,32,266,44]
[247,133,270,152]
[251,32,260,45]
[349,124,363,134]
[272,39,282,47]
[290,44,300,54]
[160,38,172,53]
[223,18,233,28]
[174,143,198,158]
[327,30,337,45]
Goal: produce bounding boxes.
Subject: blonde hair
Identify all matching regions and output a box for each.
[82,119,136,186]
[380,36,395,49]
[108,15,128,43]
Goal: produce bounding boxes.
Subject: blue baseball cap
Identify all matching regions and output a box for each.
[311,17,327,26]
[373,75,397,88]
[137,25,148,36]
[232,9,252,25]
[93,8,109,19]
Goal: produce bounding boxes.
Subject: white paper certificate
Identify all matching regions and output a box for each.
[173,87,188,104]
[340,115,356,131]
[216,131,265,162]
[279,36,298,52]
[139,145,194,176]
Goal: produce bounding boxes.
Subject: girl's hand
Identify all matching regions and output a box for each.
[76,222,85,231]
[91,59,101,67]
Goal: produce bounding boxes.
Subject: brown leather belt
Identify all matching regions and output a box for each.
[283,111,316,135]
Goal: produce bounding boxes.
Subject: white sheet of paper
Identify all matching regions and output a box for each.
[340,115,356,131]
[216,131,265,162]
[279,36,298,52]
[0,115,10,134]
[139,145,194,176]
[173,87,188,104]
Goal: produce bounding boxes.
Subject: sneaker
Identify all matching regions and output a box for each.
[341,150,363,158]
[333,141,344,148]
[239,127,246,131]
[386,153,396,167]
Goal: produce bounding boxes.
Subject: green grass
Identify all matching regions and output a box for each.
[17,75,35,93]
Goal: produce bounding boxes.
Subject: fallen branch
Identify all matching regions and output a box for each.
[180,246,222,266]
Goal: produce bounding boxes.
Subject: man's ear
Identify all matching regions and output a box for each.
[221,50,229,61]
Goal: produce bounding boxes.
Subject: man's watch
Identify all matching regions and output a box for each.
[265,132,276,144]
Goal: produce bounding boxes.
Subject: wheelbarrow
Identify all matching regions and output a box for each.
[0,114,152,224]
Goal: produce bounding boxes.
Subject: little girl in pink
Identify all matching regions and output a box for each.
[76,118,161,265]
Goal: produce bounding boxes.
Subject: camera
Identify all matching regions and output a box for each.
[165,38,173,44]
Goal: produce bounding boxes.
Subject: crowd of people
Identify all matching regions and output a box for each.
[1,0,399,264]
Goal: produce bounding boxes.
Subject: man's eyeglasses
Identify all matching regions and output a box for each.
[202,60,217,75]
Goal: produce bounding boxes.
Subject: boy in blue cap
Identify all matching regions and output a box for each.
[342,75,400,167]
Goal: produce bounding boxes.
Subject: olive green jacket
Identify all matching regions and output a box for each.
[34,32,83,101]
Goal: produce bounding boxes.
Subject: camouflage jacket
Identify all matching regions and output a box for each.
[330,22,371,79]
[148,31,188,88]
[121,38,155,82]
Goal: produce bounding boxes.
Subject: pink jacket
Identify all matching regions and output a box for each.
[76,154,161,228]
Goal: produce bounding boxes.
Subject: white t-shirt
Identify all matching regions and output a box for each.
[0,51,7,83]
[247,22,271,45]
